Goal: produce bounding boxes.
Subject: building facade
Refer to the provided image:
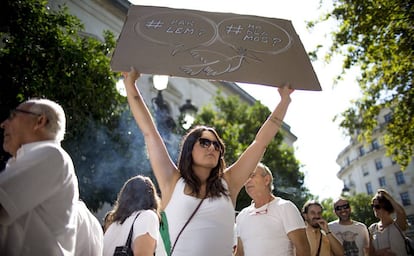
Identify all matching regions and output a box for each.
[336,108,414,236]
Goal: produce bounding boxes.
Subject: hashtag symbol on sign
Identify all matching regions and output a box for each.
[145,20,164,29]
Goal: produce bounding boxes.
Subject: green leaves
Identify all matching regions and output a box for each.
[0,0,124,139]
[0,0,127,209]
[194,92,310,210]
[316,0,413,169]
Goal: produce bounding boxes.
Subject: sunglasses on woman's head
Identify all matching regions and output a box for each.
[198,138,221,152]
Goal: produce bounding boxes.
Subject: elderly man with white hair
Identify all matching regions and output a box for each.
[0,98,102,255]
[236,163,310,256]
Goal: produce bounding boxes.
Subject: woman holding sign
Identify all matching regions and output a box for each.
[122,67,293,256]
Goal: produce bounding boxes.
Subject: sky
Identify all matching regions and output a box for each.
[129,0,362,199]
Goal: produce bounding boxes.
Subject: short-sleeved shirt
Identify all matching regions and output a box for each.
[328,220,369,256]
[103,210,162,256]
[0,141,79,255]
[368,222,408,256]
[236,197,306,256]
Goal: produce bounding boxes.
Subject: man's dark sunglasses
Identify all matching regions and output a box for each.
[198,138,222,152]
[334,203,350,211]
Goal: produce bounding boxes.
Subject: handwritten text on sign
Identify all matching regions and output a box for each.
[111,6,321,91]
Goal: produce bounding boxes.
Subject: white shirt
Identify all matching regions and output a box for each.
[165,178,235,256]
[0,141,79,255]
[236,197,306,256]
[103,210,163,256]
[75,201,103,256]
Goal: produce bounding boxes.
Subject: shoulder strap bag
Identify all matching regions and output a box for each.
[316,229,323,256]
[394,222,414,256]
[170,198,205,256]
[113,212,141,256]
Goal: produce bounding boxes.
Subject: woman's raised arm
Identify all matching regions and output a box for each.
[224,85,294,204]
[123,68,179,207]
[378,189,408,230]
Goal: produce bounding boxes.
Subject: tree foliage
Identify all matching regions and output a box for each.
[0,0,132,210]
[194,93,312,211]
[0,0,125,136]
[346,193,377,227]
[320,198,336,222]
[0,0,312,212]
[311,0,414,169]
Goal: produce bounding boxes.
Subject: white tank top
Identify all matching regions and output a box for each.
[165,178,234,256]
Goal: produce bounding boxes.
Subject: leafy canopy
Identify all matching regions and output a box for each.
[194,92,311,211]
[0,0,312,211]
[310,0,414,169]
[0,0,128,210]
[0,0,124,138]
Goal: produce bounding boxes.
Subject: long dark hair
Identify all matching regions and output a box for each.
[106,175,161,226]
[177,125,228,198]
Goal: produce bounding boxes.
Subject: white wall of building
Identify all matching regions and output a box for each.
[336,108,414,235]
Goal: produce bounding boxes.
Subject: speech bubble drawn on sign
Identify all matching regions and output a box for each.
[111,5,322,91]
[217,17,293,55]
[134,11,218,56]
[178,17,293,77]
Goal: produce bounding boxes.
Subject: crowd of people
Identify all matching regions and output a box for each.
[0,68,411,256]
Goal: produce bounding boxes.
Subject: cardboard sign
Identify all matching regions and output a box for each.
[111,5,321,91]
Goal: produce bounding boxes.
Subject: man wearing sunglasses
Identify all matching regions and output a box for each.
[328,198,369,256]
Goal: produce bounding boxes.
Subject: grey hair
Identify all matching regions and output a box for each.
[258,162,274,191]
[26,99,66,142]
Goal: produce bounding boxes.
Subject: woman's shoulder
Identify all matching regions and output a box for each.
[133,210,160,231]
[138,209,159,220]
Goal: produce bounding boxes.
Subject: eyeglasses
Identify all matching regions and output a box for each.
[8,109,41,120]
[371,204,382,210]
[334,204,350,211]
[198,138,221,152]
